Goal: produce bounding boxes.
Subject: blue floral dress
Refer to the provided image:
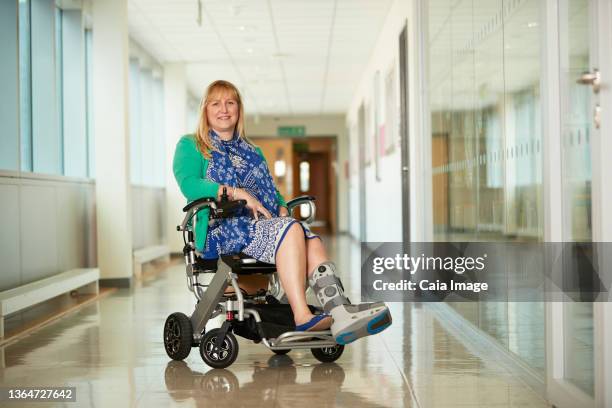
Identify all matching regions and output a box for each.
[201,131,318,264]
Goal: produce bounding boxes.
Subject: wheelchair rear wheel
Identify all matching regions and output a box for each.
[311,345,344,363]
[200,328,239,369]
[164,312,193,361]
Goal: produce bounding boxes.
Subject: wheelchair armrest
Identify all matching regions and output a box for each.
[286,195,315,210]
[286,195,316,225]
[178,198,218,231]
[178,198,248,232]
[182,197,216,212]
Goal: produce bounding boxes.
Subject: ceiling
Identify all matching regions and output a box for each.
[128,0,394,116]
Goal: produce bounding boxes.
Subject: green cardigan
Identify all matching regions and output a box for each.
[173,134,287,251]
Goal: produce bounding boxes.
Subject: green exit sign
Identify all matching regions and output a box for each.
[278,126,306,137]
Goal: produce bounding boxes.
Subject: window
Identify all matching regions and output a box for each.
[129,59,142,184]
[299,161,311,217]
[426,0,544,375]
[129,58,166,187]
[140,68,154,186]
[299,161,310,192]
[17,0,89,177]
[19,0,32,172]
[152,77,165,187]
[0,0,19,171]
[85,29,94,177]
[59,9,88,177]
[55,6,64,173]
[30,0,61,174]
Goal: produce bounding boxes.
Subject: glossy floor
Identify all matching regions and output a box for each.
[0,236,550,407]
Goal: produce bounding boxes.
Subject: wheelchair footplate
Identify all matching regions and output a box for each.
[234,303,337,350]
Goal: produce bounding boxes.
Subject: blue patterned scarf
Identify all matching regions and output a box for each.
[206,130,280,217]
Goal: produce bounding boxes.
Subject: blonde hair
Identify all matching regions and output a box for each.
[195,80,253,158]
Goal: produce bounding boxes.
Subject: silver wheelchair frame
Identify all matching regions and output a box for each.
[164,194,344,368]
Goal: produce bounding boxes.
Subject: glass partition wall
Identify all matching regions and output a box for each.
[559,0,594,396]
[427,0,545,374]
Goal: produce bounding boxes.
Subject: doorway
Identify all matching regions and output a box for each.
[292,138,337,235]
[399,22,410,245]
[254,136,337,236]
[545,1,612,407]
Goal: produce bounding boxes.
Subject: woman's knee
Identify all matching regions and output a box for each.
[278,223,305,254]
[287,222,304,240]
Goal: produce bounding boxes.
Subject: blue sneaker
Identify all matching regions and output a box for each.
[295,313,332,332]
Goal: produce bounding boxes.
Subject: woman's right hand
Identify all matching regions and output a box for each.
[234,188,272,220]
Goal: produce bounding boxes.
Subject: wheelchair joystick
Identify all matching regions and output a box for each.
[221,186,229,203]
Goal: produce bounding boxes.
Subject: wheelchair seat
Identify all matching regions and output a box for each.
[222,253,278,275]
[193,253,277,275]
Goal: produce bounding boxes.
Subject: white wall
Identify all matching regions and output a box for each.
[345,0,407,243]
[245,114,345,137]
[345,0,430,243]
[0,176,96,291]
[92,0,133,282]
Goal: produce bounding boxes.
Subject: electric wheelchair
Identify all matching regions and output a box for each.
[163,190,344,369]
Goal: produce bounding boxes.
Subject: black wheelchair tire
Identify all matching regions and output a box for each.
[164,312,193,361]
[272,349,291,355]
[200,328,239,369]
[311,345,344,363]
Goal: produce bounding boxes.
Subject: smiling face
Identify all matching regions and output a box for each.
[194,80,247,157]
[205,90,240,135]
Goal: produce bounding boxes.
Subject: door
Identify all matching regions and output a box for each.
[546,1,612,407]
[399,23,410,245]
[357,104,367,241]
[294,152,331,235]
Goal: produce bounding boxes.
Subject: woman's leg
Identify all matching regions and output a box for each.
[275,223,329,327]
[305,237,328,278]
[306,240,393,344]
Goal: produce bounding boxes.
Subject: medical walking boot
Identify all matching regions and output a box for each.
[308,262,392,345]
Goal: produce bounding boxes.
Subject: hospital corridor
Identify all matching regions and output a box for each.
[1,0,612,407]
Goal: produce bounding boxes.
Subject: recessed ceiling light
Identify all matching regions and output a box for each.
[238,25,246,31]
[247,48,254,54]
[527,22,538,28]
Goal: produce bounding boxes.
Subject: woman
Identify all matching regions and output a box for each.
[173,80,391,344]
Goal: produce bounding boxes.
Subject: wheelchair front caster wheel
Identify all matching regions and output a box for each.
[272,349,291,355]
[200,328,239,369]
[164,312,193,361]
[311,345,344,363]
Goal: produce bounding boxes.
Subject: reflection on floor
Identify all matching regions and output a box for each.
[0,236,550,407]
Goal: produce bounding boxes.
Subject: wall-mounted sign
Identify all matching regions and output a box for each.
[278,126,306,137]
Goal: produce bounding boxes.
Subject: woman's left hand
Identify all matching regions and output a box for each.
[234,188,272,220]
[279,207,289,217]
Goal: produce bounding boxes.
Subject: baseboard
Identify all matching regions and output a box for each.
[99,277,132,288]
